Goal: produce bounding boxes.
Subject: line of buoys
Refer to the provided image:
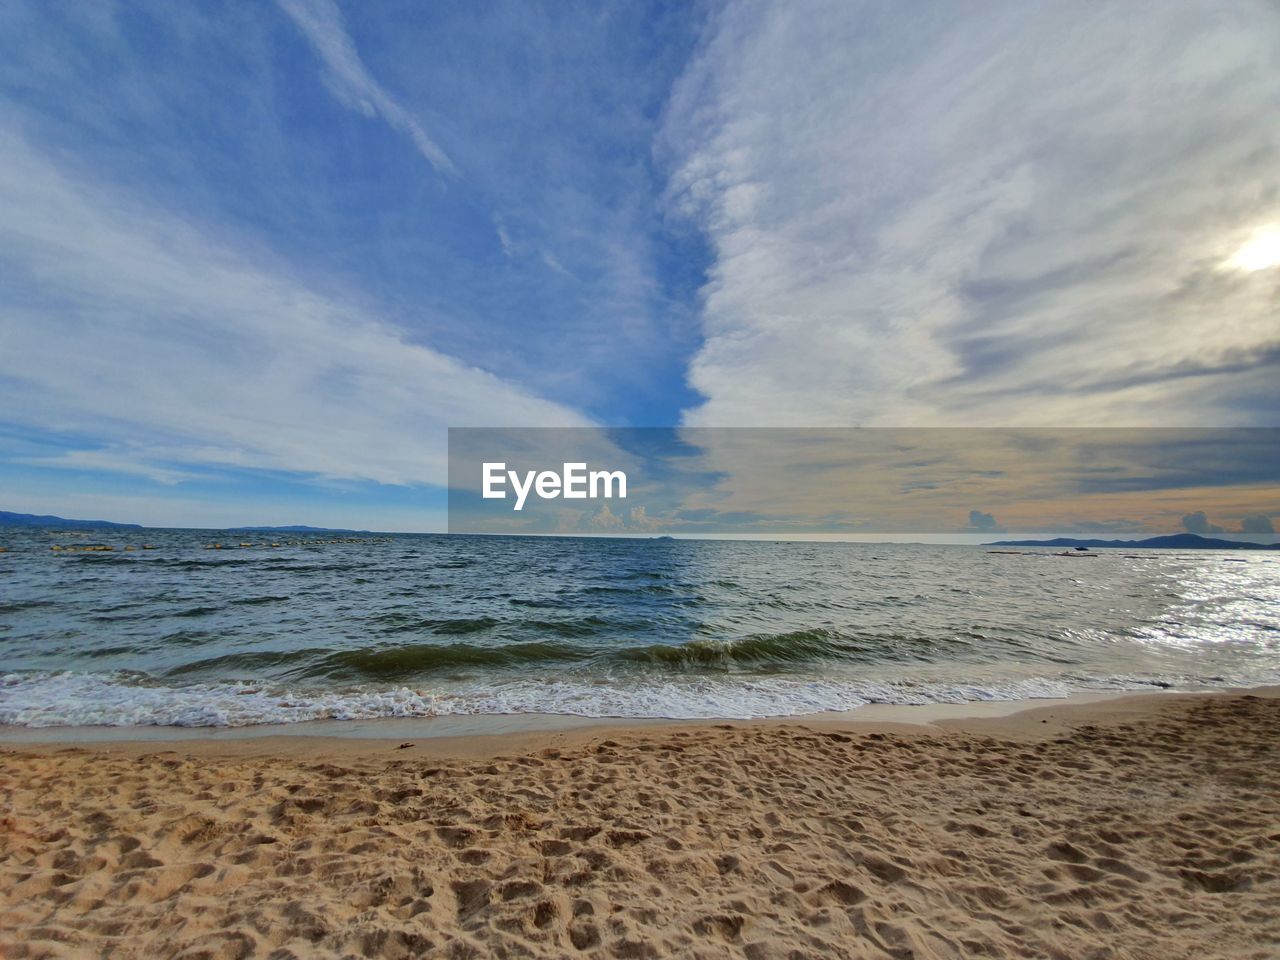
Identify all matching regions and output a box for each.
[201,537,392,549]
[46,543,155,553]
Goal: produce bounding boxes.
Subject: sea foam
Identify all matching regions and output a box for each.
[3,669,1269,728]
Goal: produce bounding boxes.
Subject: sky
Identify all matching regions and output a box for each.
[448,428,1279,540]
[1,0,1277,532]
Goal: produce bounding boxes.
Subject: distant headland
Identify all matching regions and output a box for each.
[0,510,143,530]
[0,511,363,534]
[986,533,1279,551]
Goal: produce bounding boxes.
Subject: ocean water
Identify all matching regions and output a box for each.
[0,529,1277,727]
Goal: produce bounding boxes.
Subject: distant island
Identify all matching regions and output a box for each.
[0,510,143,530]
[986,533,1279,551]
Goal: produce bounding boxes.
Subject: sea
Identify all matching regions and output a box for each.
[0,529,1277,728]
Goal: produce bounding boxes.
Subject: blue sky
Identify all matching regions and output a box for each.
[1,1,1277,531]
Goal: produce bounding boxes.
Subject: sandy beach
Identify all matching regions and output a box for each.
[2,690,1277,959]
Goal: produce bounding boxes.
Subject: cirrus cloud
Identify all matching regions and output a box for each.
[275,0,455,177]
[663,0,1280,428]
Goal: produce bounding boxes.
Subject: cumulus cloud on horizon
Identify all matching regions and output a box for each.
[1182,511,1225,536]
[967,510,1000,532]
[1239,514,1275,535]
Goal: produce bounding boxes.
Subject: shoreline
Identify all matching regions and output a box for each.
[2,685,1271,759]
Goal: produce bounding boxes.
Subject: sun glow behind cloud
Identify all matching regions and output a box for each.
[1223,225,1280,273]
[663,0,1280,430]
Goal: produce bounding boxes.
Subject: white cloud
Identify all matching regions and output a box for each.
[1240,514,1274,535]
[539,250,575,280]
[0,133,588,486]
[275,0,455,176]
[493,214,515,257]
[967,510,1000,532]
[11,450,201,485]
[625,505,659,531]
[574,502,660,533]
[578,502,626,531]
[663,0,1280,427]
[1181,510,1225,535]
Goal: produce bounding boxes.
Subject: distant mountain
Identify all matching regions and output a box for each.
[0,513,371,533]
[224,525,364,533]
[987,533,1279,550]
[0,510,143,530]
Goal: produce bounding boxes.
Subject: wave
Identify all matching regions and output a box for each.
[367,614,500,636]
[522,616,637,638]
[143,628,1062,683]
[173,605,224,618]
[1,669,1271,728]
[169,629,991,682]
[616,628,1001,669]
[618,629,849,667]
[366,614,653,641]
[304,641,593,679]
[163,648,328,677]
[0,672,437,727]
[160,558,260,570]
[0,599,57,615]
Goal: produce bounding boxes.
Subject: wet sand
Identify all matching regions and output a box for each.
[2,689,1278,958]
